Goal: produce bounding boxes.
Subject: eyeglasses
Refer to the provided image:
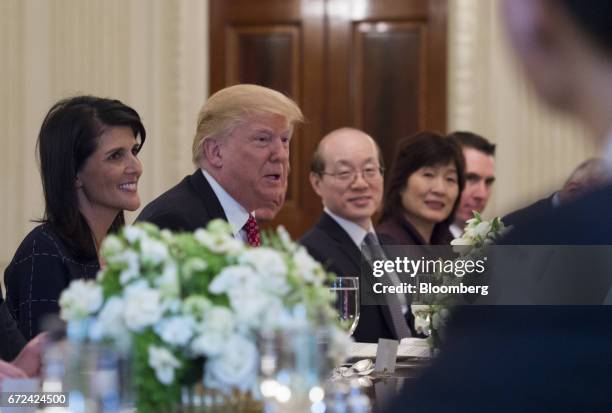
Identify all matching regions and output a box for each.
[321,166,384,183]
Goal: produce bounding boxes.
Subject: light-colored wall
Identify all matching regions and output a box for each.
[0,0,603,280]
[447,0,601,220]
[0,0,209,275]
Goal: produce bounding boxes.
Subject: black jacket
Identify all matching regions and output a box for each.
[300,212,415,343]
[137,170,227,231]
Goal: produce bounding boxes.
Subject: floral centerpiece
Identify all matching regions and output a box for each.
[414,212,510,352]
[59,220,348,412]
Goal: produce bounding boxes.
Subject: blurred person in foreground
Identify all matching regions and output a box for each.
[4,96,146,340]
[504,157,611,227]
[390,0,612,411]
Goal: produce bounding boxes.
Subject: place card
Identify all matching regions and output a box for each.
[374,338,398,375]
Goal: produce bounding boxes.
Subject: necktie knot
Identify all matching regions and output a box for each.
[243,214,261,247]
[363,232,379,247]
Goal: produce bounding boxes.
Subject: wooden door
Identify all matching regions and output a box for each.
[210,0,447,238]
[326,0,448,169]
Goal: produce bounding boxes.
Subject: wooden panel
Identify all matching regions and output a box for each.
[226,25,301,202]
[326,0,447,167]
[354,22,427,167]
[210,0,446,238]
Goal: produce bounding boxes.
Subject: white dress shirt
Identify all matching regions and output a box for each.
[324,207,373,247]
[324,208,409,314]
[201,169,250,242]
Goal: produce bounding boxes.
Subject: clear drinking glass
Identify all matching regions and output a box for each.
[258,327,333,413]
[330,277,360,335]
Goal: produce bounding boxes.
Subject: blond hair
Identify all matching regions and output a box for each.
[192,84,304,164]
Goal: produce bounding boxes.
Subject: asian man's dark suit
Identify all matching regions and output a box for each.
[137,170,227,231]
[299,212,415,343]
[389,184,612,412]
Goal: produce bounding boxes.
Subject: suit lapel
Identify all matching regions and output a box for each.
[189,170,228,222]
[317,213,362,271]
[317,213,401,339]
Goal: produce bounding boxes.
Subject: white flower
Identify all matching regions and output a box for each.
[148,345,181,385]
[450,237,472,246]
[194,228,244,254]
[276,226,296,252]
[117,250,140,284]
[191,307,235,356]
[238,248,287,278]
[122,282,163,331]
[293,247,324,284]
[89,297,131,351]
[140,236,169,265]
[208,265,258,294]
[182,296,213,320]
[155,260,179,298]
[123,226,146,244]
[204,334,258,392]
[257,299,293,330]
[181,257,208,280]
[207,219,233,236]
[100,235,123,257]
[155,316,196,346]
[473,221,492,239]
[59,280,103,321]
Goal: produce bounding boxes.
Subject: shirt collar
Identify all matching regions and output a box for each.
[324,207,373,248]
[201,169,250,238]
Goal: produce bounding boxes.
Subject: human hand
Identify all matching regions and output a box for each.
[0,360,27,391]
[11,333,47,377]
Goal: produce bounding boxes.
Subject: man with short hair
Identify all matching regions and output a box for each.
[447,131,496,237]
[300,128,413,343]
[137,84,303,246]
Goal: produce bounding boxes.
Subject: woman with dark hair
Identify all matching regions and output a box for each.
[4,95,146,339]
[377,132,465,245]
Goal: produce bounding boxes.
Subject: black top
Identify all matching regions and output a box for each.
[3,224,99,340]
[137,170,227,232]
[0,290,26,360]
[376,213,454,246]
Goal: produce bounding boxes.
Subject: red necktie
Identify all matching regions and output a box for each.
[243,214,261,247]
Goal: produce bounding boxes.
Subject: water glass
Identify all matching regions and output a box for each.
[330,277,360,335]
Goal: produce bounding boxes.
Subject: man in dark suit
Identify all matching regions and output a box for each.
[504,157,610,227]
[300,128,413,343]
[137,84,303,246]
[390,0,612,411]
[447,132,497,238]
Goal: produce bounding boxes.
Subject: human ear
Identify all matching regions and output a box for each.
[309,172,322,196]
[202,138,223,168]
